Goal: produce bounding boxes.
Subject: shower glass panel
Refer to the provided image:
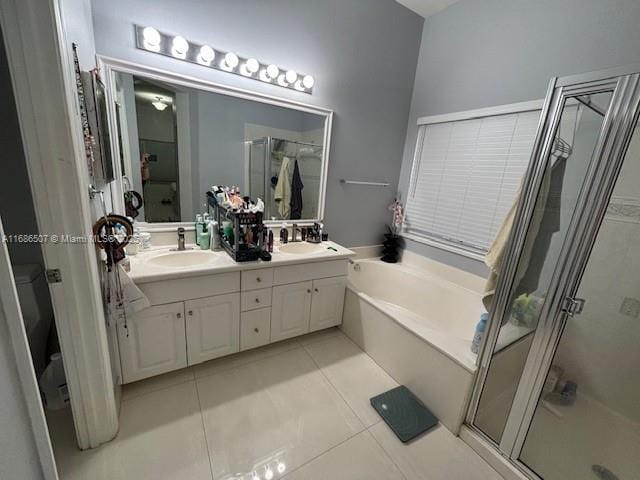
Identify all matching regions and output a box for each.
[474,91,614,444]
[519,122,640,480]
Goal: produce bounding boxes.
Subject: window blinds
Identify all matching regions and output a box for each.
[405,108,541,256]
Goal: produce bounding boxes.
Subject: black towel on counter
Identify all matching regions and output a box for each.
[290,159,304,219]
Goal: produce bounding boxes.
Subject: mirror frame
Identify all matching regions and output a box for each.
[98,55,333,231]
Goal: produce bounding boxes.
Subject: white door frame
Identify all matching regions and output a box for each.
[0,0,119,448]
[0,218,58,478]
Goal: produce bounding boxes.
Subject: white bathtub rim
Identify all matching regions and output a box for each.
[346,285,478,373]
[351,258,484,299]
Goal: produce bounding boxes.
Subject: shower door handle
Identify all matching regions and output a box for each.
[562,297,585,316]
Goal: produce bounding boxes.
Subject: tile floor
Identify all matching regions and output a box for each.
[48,328,502,480]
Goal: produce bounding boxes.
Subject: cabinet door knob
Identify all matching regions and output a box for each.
[255,298,260,303]
[256,277,261,283]
[314,288,319,292]
[176,313,182,319]
[188,310,193,316]
[254,327,259,333]
[307,289,311,293]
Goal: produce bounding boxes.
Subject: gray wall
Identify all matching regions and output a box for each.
[91,0,423,247]
[398,0,640,276]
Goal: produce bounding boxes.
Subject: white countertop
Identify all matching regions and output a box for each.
[127,241,355,284]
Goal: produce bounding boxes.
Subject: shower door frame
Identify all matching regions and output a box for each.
[465,64,640,479]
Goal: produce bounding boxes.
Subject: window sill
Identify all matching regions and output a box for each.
[401,232,486,262]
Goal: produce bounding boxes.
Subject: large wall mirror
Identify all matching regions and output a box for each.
[101,59,332,227]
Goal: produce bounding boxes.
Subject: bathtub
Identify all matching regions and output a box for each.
[341,258,486,434]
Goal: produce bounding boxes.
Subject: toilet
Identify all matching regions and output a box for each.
[13,263,54,375]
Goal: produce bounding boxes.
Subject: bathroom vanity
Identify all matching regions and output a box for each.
[118,242,354,383]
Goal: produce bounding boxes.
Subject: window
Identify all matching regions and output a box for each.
[404,102,542,259]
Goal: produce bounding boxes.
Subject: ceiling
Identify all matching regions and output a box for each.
[395,0,460,18]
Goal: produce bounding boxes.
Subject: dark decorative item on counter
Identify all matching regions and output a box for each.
[381,198,404,263]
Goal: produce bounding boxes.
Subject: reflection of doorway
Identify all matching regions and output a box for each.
[133,78,180,222]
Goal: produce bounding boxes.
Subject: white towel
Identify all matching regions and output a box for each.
[108,264,150,320]
[274,156,292,218]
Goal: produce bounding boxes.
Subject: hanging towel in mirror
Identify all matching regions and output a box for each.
[290,159,304,220]
[274,156,292,218]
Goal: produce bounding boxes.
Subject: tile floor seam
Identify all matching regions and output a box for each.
[300,341,369,432]
[279,428,369,480]
[365,423,410,480]
[193,379,216,480]
[193,343,301,381]
[121,373,196,403]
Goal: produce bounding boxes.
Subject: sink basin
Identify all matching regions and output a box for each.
[279,242,328,255]
[147,250,221,268]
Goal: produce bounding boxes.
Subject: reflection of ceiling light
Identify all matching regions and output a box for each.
[277,462,286,474]
[152,96,168,111]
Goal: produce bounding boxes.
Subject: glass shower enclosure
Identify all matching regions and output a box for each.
[467,65,640,480]
[245,137,323,221]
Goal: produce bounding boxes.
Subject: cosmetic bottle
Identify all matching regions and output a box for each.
[280,223,288,244]
[210,219,221,251]
[195,214,203,246]
[267,229,274,253]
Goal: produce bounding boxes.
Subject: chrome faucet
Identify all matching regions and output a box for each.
[291,224,302,242]
[177,227,186,251]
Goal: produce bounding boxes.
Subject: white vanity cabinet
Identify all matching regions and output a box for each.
[122,255,351,384]
[271,281,313,342]
[117,302,187,384]
[185,293,240,365]
[309,276,348,332]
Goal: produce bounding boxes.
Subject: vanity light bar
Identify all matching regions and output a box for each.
[134,25,315,94]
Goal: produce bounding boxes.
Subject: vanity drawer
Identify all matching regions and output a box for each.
[240,308,271,351]
[241,288,272,312]
[139,272,240,305]
[241,268,273,291]
[273,260,348,286]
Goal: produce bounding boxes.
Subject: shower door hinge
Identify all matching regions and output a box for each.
[46,269,62,284]
[562,297,585,316]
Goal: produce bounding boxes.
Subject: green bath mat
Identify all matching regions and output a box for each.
[370,385,438,443]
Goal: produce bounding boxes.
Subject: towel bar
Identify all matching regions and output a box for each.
[340,179,390,187]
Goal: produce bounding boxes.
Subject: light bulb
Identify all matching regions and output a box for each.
[198,45,215,64]
[266,64,279,79]
[285,69,297,84]
[259,69,271,82]
[246,58,260,74]
[142,27,161,47]
[224,52,239,68]
[277,462,286,474]
[302,75,315,89]
[264,469,274,480]
[277,73,289,87]
[172,36,189,56]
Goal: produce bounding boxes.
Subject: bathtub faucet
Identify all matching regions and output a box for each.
[349,259,361,271]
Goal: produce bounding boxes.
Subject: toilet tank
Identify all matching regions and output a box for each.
[13,264,53,333]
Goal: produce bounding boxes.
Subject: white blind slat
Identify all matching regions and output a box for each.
[405,108,540,254]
